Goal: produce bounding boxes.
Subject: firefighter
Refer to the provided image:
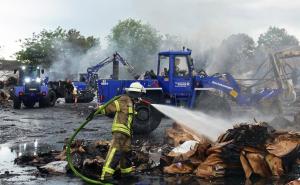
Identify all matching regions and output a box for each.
[72,84,78,107]
[66,80,78,107]
[88,82,146,181]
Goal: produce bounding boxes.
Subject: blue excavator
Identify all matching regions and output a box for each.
[64,52,136,103]
[96,48,285,134]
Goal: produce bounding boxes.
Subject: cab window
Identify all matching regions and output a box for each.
[159,55,169,77]
[174,56,189,76]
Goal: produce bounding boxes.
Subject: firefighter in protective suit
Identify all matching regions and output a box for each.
[91,82,146,181]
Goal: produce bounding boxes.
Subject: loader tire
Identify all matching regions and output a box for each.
[133,98,163,135]
[77,91,94,103]
[195,91,231,118]
[65,93,74,103]
[39,97,48,108]
[23,100,35,108]
[48,90,56,107]
[13,98,21,109]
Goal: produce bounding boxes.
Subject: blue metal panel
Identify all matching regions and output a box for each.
[157,76,170,94]
[72,81,88,91]
[40,85,48,95]
[97,79,158,103]
[14,86,25,97]
[159,50,191,56]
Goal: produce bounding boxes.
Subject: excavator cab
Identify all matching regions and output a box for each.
[157,50,193,96]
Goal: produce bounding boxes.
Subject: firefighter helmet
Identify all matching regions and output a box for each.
[126,82,146,99]
[126,82,146,93]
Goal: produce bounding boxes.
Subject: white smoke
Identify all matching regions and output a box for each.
[48,39,115,81]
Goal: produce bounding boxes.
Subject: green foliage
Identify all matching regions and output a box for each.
[258,26,299,51]
[108,18,161,71]
[16,27,99,68]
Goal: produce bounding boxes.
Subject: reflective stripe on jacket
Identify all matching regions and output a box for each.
[104,95,134,136]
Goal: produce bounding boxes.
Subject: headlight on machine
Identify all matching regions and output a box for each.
[36,77,41,83]
[24,77,31,83]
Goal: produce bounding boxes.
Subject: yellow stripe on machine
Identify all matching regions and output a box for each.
[230,90,238,98]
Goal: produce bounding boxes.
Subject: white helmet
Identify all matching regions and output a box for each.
[126,82,146,93]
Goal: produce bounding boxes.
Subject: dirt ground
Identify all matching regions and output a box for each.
[0,100,299,185]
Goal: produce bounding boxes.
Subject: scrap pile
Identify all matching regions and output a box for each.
[0,77,15,108]
[14,122,300,182]
[164,122,300,180]
[14,138,168,178]
[0,89,10,108]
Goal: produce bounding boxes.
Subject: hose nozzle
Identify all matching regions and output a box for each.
[139,98,151,105]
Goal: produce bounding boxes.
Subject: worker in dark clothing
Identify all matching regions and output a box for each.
[163,67,169,77]
[149,70,157,79]
[65,80,74,94]
[144,71,151,79]
[88,82,146,181]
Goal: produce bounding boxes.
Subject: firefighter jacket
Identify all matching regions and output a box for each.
[100,95,134,137]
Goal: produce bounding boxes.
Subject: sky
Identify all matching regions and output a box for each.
[0,0,300,59]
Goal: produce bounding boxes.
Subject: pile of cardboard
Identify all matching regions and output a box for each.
[287,179,300,185]
[164,122,300,180]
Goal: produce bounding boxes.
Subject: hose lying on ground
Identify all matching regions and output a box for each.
[66,96,121,185]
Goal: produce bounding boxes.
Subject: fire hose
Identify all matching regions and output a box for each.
[66,96,151,184]
[66,95,121,185]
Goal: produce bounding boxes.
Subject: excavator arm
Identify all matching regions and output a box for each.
[85,52,138,86]
[198,73,281,106]
[114,52,139,78]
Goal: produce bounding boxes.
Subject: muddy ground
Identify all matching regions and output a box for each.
[0,100,299,185]
[0,102,176,185]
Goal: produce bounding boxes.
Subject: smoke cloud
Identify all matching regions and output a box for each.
[48,40,114,81]
[46,0,300,83]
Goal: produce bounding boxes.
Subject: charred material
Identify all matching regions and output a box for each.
[14,122,300,183]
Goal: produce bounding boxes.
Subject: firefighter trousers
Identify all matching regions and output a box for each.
[100,132,133,180]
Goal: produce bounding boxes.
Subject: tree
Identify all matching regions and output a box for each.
[108,18,161,73]
[258,26,299,51]
[209,33,255,74]
[16,27,99,68]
